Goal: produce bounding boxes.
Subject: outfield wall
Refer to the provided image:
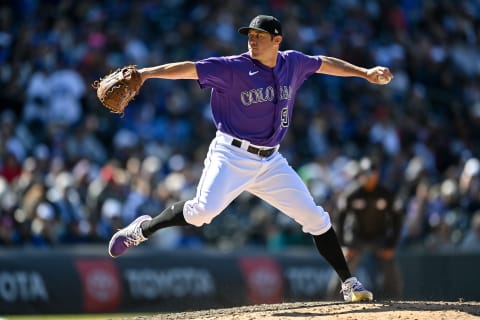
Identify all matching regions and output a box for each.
[0,248,478,315]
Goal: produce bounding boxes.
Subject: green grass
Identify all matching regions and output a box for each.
[1,314,155,320]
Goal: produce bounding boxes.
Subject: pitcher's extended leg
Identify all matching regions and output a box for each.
[249,153,373,301]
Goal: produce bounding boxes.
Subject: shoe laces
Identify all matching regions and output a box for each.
[123,226,145,248]
[341,277,365,293]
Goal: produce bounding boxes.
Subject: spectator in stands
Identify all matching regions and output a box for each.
[30,201,58,247]
[399,180,430,250]
[459,211,480,252]
[459,158,480,217]
[0,183,18,245]
[0,151,22,184]
[97,198,123,242]
[65,114,108,164]
[0,111,27,171]
[47,64,86,126]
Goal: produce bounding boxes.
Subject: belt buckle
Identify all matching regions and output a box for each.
[257,148,263,157]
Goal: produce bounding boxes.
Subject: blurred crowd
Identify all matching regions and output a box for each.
[1,0,480,253]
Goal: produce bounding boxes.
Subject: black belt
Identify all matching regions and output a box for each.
[231,139,276,158]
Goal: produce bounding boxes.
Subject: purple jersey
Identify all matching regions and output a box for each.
[195,50,322,147]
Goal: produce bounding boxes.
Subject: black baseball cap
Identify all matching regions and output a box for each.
[358,157,378,175]
[238,15,282,36]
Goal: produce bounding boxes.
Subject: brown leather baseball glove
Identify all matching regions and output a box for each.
[92,65,143,116]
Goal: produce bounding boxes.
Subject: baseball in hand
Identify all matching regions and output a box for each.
[377,75,391,84]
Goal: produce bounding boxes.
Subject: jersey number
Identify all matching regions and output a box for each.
[281,107,289,127]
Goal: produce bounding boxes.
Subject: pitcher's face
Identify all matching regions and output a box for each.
[247,30,281,61]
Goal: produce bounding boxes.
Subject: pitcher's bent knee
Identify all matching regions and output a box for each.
[183,200,222,227]
[301,206,332,236]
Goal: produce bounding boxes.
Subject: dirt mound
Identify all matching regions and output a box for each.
[120,300,480,320]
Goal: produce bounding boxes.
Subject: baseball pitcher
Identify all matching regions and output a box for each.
[106,15,393,302]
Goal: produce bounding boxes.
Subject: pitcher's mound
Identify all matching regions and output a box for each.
[121,300,480,320]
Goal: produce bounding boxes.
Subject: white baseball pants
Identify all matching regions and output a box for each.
[183,131,331,235]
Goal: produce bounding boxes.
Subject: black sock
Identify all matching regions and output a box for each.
[141,200,189,238]
[312,227,352,282]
